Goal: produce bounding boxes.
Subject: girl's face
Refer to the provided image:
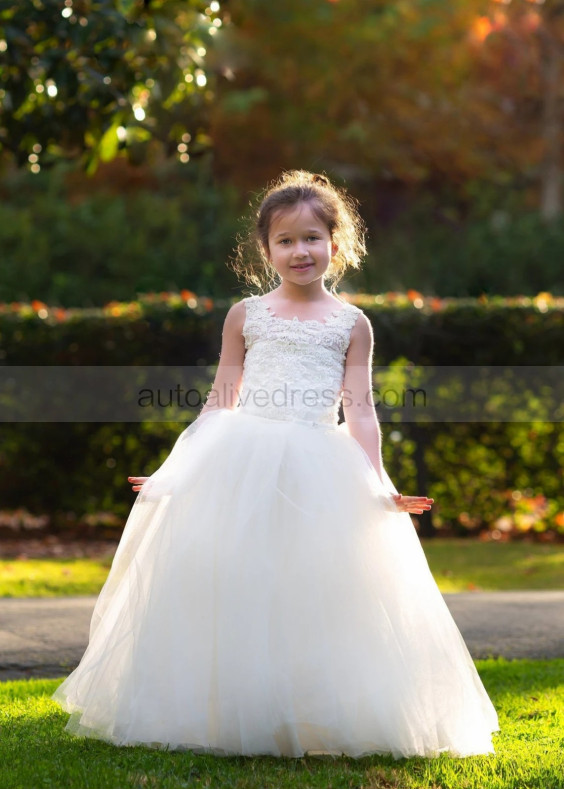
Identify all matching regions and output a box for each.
[266,201,337,285]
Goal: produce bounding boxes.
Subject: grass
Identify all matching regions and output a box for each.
[0,557,113,597]
[1,540,563,597]
[422,539,564,593]
[0,659,562,788]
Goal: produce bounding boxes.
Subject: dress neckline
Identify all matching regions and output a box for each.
[252,295,351,326]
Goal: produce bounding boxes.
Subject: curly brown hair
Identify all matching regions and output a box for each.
[229,170,367,295]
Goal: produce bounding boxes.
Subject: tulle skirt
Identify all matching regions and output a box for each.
[51,408,499,759]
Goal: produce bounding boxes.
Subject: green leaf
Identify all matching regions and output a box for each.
[99,121,120,162]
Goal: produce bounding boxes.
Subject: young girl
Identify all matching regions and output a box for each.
[52,170,499,759]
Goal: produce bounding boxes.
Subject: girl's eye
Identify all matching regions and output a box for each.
[278,236,320,245]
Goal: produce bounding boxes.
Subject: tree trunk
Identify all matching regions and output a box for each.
[538,27,564,222]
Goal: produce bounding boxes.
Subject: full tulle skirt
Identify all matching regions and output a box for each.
[51,408,499,758]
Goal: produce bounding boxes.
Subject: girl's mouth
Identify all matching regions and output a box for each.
[292,263,314,271]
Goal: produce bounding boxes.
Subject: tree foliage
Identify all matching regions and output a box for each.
[0,0,221,171]
[466,0,564,219]
[210,0,492,187]
[209,0,564,219]
[2,0,564,218]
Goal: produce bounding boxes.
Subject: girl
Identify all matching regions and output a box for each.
[52,170,499,759]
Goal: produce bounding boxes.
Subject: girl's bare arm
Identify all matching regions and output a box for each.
[342,314,385,480]
[342,314,433,514]
[199,300,246,415]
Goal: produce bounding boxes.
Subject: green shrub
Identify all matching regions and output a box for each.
[345,187,564,297]
[0,161,242,306]
[0,293,562,539]
[1,163,564,305]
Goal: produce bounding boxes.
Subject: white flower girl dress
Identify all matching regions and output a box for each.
[52,295,499,758]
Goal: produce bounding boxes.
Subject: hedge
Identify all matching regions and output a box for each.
[0,291,562,540]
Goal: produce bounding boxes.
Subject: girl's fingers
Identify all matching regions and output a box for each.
[392,494,434,502]
[391,494,434,513]
[128,476,149,491]
[394,499,434,508]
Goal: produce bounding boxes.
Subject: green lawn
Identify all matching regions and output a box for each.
[0,557,113,597]
[423,539,564,593]
[1,540,563,597]
[0,660,562,789]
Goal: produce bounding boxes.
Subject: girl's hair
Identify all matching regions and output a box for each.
[230,170,367,294]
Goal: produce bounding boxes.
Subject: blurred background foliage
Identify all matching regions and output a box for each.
[1,159,564,304]
[3,0,564,301]
[0,0,219,169]
[1,0,563,538]
[0,159,243,304]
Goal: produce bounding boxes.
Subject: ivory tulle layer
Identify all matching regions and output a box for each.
[52,408,499,759]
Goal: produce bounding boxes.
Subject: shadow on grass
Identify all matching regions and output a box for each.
[478,657,564,696]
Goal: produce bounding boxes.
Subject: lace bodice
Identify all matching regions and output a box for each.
[239,295,362,426]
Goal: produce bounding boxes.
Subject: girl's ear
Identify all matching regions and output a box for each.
[331,241,339,258]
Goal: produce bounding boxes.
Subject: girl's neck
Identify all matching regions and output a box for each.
[272,279,332,304]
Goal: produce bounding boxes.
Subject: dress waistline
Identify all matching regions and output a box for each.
[236,407,340,433]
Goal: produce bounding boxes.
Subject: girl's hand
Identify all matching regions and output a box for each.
[128,476,149,492]
[391,493,434,514]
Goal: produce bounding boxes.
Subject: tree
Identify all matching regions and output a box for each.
[208,0,564,222]
[469,0,564,221]
[0,0,222,172]
[210,0,506,191]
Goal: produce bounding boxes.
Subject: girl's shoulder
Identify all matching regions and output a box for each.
[223,298,247,334]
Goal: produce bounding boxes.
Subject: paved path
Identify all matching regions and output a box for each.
[1,592,563,681]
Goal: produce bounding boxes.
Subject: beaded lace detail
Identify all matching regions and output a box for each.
[239,295,362,426]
